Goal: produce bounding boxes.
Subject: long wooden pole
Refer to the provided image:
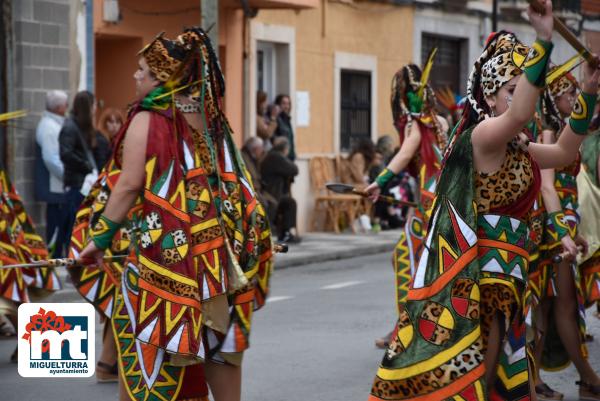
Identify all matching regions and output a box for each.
[527,0,596,67]
[1,244,289,269]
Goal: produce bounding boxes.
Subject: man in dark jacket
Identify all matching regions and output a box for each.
[273,94,295,161]
[260,136,300,243]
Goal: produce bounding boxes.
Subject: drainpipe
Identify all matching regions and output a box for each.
[241,0,258,142]
[202,0,219,46]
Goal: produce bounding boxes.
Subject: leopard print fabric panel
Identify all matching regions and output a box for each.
[479,283,518,352]
[475,142,533,214]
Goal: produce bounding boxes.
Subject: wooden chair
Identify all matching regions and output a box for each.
[309,156,362,233]
[334,155,373,218]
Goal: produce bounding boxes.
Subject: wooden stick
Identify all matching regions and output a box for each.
[551,245,584,264]
[2,244,290,269]
[352,189,418,208]
[0,255,128,269]
[527,0,596,67]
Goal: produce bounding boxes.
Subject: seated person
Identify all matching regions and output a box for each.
[260,137,301,243]
[241,137,277,217]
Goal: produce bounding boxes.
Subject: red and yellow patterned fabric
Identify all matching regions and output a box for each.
[392,123,444,312]
[68,26,272,401]
[370,129,539,401]
[390,63,447,311]
[0,169,60,304]
[531,151,588,371]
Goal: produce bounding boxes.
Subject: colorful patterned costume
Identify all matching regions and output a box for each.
[370,31,550,401]
[577,131,600,307]
[0,168,61,310]
[528,68,588,371]
[371,130,540,401]
[388,64,447,312]
[68,28,273,401]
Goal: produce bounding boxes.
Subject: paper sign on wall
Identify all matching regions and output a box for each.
[296,91,310,127]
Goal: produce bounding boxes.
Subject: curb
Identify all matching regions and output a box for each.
[274,242,396,269]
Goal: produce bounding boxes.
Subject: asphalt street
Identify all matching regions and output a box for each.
[0,252,598,401]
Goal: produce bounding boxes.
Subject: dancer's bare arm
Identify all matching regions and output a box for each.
[101,112,150,222]
[365,122,421,199]
[78,112,150,262]
[529,58,600,169]
[471,1,553,159]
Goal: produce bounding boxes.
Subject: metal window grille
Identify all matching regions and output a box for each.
[421,33,463,94]
[340,70,371,152]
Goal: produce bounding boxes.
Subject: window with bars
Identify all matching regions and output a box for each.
[340,70,371,153]
[421,33,464,94]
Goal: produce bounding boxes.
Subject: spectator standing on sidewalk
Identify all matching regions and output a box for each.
[59,90,99,241]
[35,90,69,257]
[261,136,301,243]
[98,107,125,141]
[256,91,279,150]
[274,94,296,161]
[95,107,125,170]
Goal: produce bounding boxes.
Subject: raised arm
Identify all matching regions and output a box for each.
[472,1,554,154]
[364,121,422,200]
[528,57,600,169]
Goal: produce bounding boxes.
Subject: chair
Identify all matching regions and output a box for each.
[309,156,363,233]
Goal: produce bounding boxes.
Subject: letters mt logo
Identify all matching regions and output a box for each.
[18,303,95,377]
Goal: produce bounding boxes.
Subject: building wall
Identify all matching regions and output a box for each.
[254,2,414,153]
[9,0,72,229]
[251,2,414,232]
[93,0,202,115]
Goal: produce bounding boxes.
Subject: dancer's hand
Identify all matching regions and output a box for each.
[528,0,553,42]
[560,235,579,262]
[79,241,105,267]
[574,234,589,256]
[364,182,381,202]
[581,55,600,94]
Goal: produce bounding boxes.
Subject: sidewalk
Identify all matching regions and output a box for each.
[275,229,401,269]
[47,229,403,303]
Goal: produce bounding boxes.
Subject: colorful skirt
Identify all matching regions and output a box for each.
[370,214,530,401]
[580,252,600,306]
[68,168,211,401]
[530,174,588,371]
[0,169,60,306]
[393,184,436,313]
[393,207,425,314]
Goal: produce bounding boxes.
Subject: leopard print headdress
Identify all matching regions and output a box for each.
[138,32,186,82]
[548,67,578,99]
[466,31,529,121]
[542,65,579,131]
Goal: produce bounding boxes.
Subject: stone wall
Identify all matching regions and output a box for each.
[9,0,71,232]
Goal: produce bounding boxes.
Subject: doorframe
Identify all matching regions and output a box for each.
[247,21,295,142]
